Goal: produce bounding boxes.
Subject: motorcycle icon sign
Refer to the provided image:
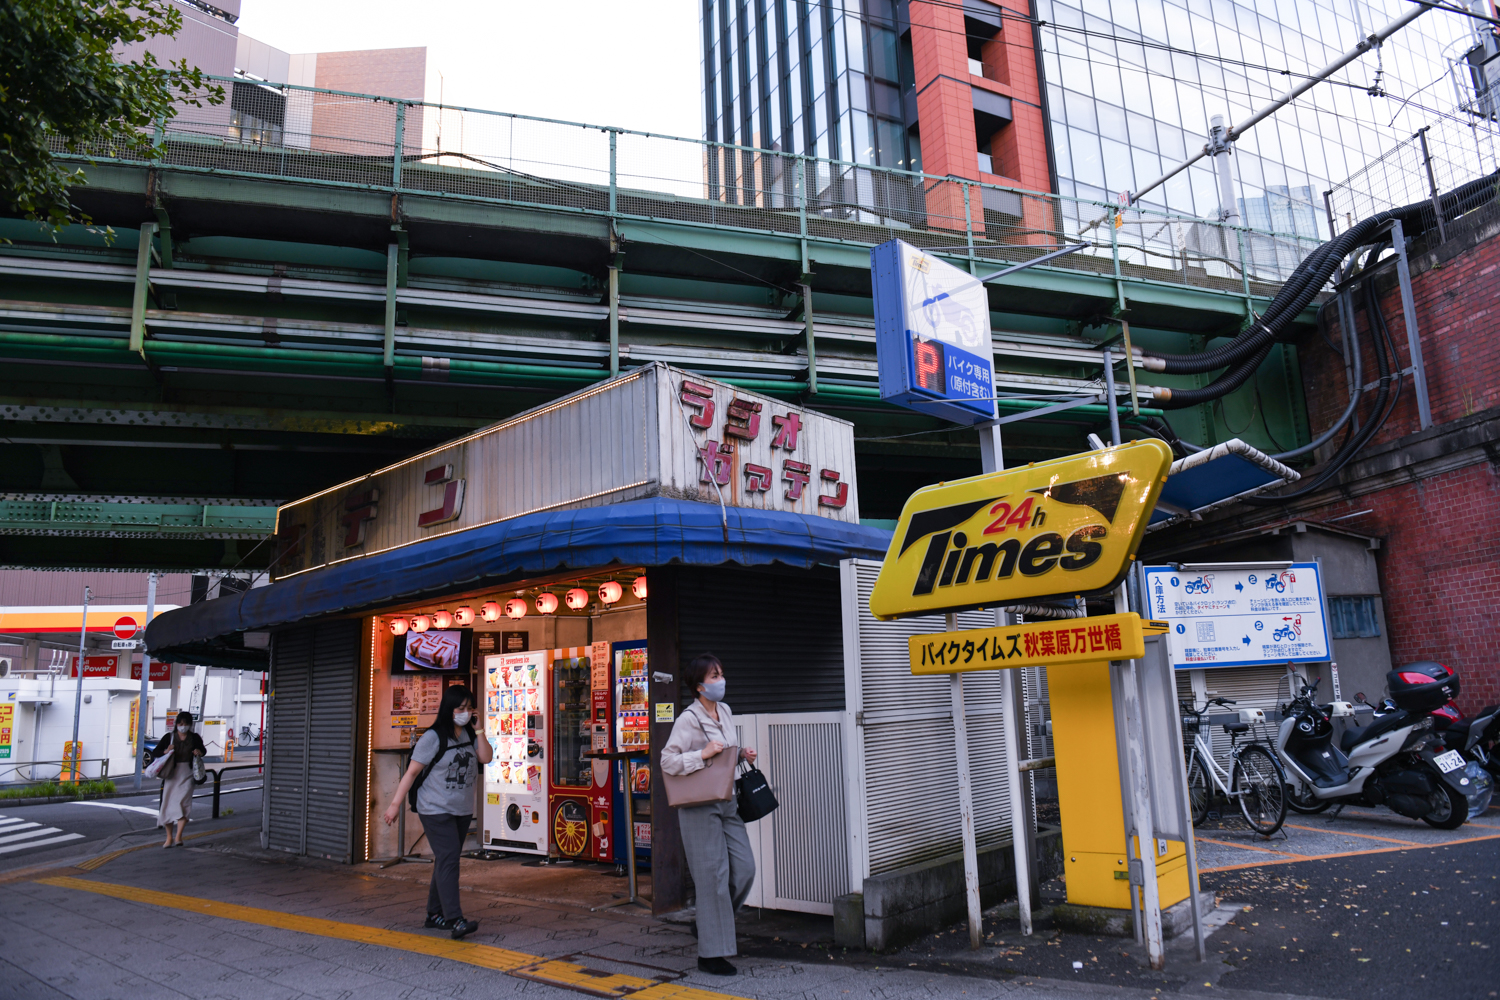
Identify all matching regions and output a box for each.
[1183,574,1214,595]
[1272,614,1303,642]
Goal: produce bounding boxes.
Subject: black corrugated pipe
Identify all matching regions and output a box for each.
[1141,169,1500,397]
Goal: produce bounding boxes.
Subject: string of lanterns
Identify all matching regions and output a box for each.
[386,575,647,634]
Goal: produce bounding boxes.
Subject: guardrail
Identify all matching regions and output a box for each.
[0,758,110,784]
[206,763,263,819]
[54,76,1322,300]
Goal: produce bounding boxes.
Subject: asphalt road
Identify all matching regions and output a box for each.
[0,778,262,873]
[1199,835,1500,1000]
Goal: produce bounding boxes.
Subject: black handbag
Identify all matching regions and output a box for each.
[735,762,778,822]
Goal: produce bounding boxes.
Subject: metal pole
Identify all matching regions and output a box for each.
[133,571,157,792]
[383,245,398,369]
[1209,116,1239,225]
[980,422,1034,937]
[129,223,157,356]
[1102,349,1121,446]
[608,264,620,378]
[1417,127,1447,244]
[1323,189,1338,238]
[1390,219,1433,429]
[70,587,91,781]
[1119,654,1165,969]
[948,611,984,949]
[801,282,817,394]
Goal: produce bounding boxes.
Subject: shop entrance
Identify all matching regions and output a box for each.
[366,568,654,898]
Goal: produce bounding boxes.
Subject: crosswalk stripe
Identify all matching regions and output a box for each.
[0,818,29,829]
[0,833,84,855]
[0,824,44,842]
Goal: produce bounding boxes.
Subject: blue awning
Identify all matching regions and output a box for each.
[1149,439,1300,530]
[146,498,893,666]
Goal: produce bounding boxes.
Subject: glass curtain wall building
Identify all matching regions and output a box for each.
[1035,0,1491,241]
[700,0,923,216]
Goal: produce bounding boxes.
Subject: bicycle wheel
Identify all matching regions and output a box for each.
[1187,750,1210,826]
[1233,745,1287,836]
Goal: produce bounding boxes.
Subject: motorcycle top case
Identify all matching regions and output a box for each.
[1388,661,1459,714]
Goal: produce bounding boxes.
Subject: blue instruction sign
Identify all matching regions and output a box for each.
[1142,562,1331,669]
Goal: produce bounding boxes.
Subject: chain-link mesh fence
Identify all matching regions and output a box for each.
[1325,126,1491,243]
[59,75,1320,290]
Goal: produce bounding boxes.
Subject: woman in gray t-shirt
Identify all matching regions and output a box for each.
[383,684,492,939]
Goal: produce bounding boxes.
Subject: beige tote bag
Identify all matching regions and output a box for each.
[662,745,739,807]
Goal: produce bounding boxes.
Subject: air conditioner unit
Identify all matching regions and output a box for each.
[0,658,10,678]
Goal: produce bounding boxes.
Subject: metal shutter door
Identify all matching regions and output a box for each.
[1199,666,1287,766]
[305,620,360,862]
[767,719,850,907]
[677,566,844,713]
[848,560,1013,876]
[267,627,312,854]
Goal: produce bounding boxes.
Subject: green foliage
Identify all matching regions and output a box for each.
[0,0,224,230]
[0,778,117,800]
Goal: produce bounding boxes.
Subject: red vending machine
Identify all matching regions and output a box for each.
[546,646,612,861]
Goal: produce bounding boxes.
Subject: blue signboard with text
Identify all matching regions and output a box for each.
[872,239,997,425]
[1143,562,1332,669]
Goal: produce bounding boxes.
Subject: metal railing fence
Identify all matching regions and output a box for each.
[52,76,1321,297]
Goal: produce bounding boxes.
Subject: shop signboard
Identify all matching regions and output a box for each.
[272,363,859,580]
[0,704,12,759]
[70,655,120,678]
[871,239,997,425]
[870,440,1173,620]
[130,660,171,682]
[1143,562,1331,668]
[908,612,1167,675]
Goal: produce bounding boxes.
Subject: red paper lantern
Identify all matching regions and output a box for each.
[598,581,623,605]
[535,592,559,615]
[631,576,648,601]
[453,606,475,626]
[410,615,432,633]
[389,618,409,636]
[504,598,528,619]
[480,602,502,622]
[564,588,590,610]
[432,609,454,629]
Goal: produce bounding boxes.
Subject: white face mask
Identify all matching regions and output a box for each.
[453,710,472,727]
[175,725,189,735]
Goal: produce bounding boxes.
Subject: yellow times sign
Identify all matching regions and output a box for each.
[910,612,1167,675]
[870,440,1172,620]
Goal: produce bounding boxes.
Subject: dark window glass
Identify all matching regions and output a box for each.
[1329,596,1380,639]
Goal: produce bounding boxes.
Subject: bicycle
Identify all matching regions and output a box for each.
[1181,697,1288,836]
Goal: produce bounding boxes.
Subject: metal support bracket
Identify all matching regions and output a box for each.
[129,222,158,358]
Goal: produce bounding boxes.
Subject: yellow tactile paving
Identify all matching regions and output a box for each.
[37,875,749,1000]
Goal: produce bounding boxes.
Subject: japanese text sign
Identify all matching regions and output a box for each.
[872,239,997,425]
[870,440,1173,620]
[1143,562,1331,668]
[909,613,1164,675]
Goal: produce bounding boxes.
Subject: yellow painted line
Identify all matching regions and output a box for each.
[76,829,230,871]
[1283,823,1421,846]
[37,876,752,1000]
[1198,831,1500,873]
[37,876,536,972]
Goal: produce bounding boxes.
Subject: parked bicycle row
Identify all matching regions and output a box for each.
[1182,660,1496,837]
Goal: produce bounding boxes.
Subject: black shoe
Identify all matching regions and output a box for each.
[450,918,479,940]
[424,913,451,929]
[697,957,737,976]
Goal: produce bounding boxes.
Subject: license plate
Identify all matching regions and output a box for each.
[1434,749,1466,773]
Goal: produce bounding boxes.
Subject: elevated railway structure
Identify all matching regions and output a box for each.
[0,79,1319,568]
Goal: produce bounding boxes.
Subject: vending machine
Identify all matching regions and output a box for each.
[547,646,610,861]
[481,650,548,854]
[612,640,651,864]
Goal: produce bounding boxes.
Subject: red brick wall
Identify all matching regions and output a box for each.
[1298,224,1500,713]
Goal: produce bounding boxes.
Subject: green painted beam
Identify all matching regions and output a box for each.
[0,500,276,537]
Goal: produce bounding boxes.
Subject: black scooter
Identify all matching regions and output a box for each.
[1434,700,1500,780]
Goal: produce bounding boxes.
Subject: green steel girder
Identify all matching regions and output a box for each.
[0,500,276,537]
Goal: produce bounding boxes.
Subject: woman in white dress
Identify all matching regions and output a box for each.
[150,711,205,847]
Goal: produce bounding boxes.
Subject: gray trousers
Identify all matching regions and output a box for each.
[419,813,471,921]
[678,798,755,958]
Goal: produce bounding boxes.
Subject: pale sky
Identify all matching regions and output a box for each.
[235,0,704,140]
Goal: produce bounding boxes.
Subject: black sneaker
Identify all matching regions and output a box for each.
[424,913,451,929]
[450,918,480,940]
[697,957,736,976]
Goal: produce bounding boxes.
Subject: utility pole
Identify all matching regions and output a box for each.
[1209,115,1239,225]
[133,572,158,792]
[69,586,91,781]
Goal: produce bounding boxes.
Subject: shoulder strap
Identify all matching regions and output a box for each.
[407,727,450,810]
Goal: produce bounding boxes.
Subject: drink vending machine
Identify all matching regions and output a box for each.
[482,650,548,854]
[612,640,651,865]
[548,646,613,861]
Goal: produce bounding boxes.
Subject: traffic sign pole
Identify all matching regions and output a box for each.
[133,572,157,793]
[70,587,91,782]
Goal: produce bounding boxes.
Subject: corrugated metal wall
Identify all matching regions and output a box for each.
[766,719,850,906]
[843,560,1015,877]
[267,619,359,861]
[676,566,843,713]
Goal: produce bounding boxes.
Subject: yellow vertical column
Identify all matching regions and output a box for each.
[1047,661,1188,910]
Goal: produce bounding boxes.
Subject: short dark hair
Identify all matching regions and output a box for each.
[685,653,722,694]
[174,711,193,729]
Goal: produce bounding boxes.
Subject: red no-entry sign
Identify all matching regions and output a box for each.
[113,616,139,640]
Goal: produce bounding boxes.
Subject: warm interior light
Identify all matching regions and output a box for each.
[504,598,528,619]
[453,606,475,626]
[564,588,590,610]
[480,601,502,622]
[410,615,432,633]
[598,581,623,605]
[432,609,454,629]
[389,618,409,636]
[632,575,648,601]
[535,592,559,615]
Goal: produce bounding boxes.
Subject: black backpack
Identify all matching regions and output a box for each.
[407,726,474,811]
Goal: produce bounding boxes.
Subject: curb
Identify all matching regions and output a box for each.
[0,775,263,809]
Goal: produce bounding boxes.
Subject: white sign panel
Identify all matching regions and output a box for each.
[1143,562,1331,669]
